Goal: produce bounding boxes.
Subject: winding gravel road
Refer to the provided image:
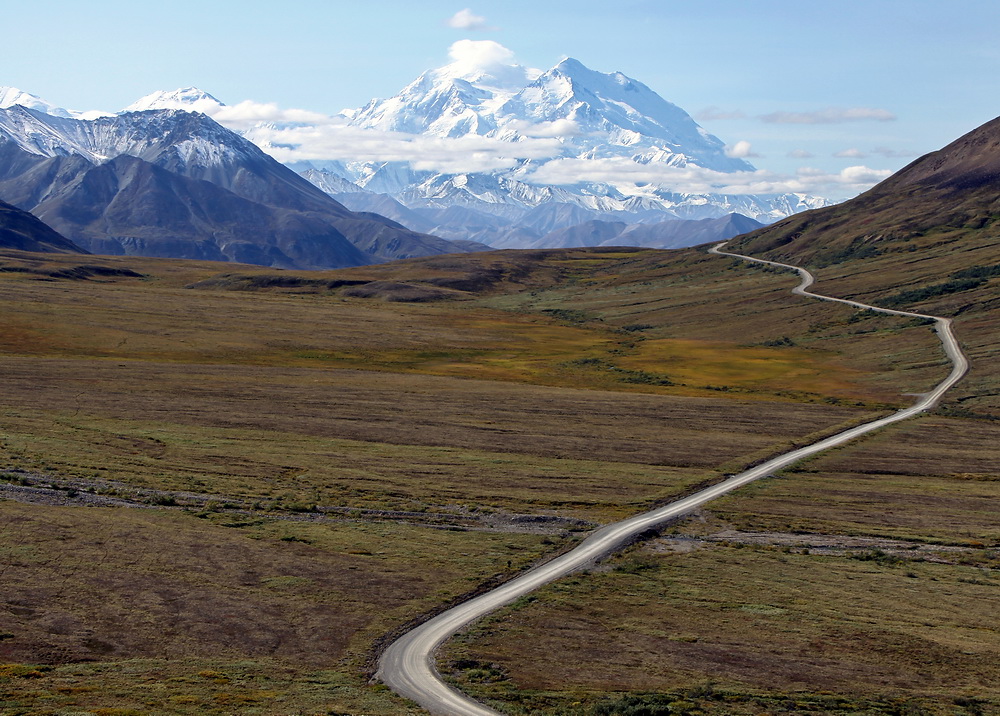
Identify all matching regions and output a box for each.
[376,243,969,716]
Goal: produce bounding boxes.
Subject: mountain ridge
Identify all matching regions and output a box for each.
[0,198,85,253]
[0,105,487,268]
[728,115,1000,268]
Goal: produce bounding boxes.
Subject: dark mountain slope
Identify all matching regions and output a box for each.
[535,213,763,250]
[729,116,1000,267]
[0,106,484,267]
[0,198,84,253]
[0,150,371,267]
[534,220,628,249]
[616,213,764,249]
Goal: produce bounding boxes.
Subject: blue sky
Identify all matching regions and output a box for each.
[9,0,1000,200]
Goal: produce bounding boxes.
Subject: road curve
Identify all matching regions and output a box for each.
[376,243,969,716]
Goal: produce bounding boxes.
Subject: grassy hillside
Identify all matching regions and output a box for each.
[726,118,1000,418]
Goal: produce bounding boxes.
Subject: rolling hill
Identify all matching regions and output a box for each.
[730,115,1000,270]
[728,114,1000,417]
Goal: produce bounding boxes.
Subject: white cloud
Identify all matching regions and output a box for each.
[787,149,815,159]
[696,106,747,121]
[209,100,328,130]
[508,118,580,138]
[523,157,892,196]
[244,121,563,175]
[446,8,495,31]
[447,39,516,72]
[837,165,894,185]
[725,140,760,158]
[760,107,897,124]
[834,148,868,158]
[195,92,895,198]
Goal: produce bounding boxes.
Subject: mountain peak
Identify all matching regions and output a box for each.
[346,47,750,171]
[122,88,225,114]
[0,86,109,120]
[0,105,260,169]
[552,57,589,75]
[314,45,823,232]
[549,57,632,89]
[0,86,71,117]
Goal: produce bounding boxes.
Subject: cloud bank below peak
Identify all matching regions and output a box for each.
[523,157,891,197]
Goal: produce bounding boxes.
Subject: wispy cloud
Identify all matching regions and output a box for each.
[226,109,891,195]
[523,157,892,196]
[210,101,328,130]
[760,107,897,124]
[787,149,815,158]
[446,8,496,31]
[696,106,747,121]
[872,146,917,158]
[833,148,868,158]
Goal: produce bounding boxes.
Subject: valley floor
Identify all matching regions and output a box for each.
[0,246,996,715]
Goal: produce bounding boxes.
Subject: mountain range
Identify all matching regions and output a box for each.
[0,100,486,269]
[93,53,826,251]
[0,53,826,266]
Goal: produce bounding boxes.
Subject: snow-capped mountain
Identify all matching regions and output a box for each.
[121,87,225,114]
[0,104,484,268]
[350,56,750,174]
[348,47,539,137]
[291,51,828,247]
[506,57,751,172]
[0,104,254,169]
[0,86,109,120]
[0,86,74,117]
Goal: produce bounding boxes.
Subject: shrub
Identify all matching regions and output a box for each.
[882,278,986,307]
[850,548,905,567]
